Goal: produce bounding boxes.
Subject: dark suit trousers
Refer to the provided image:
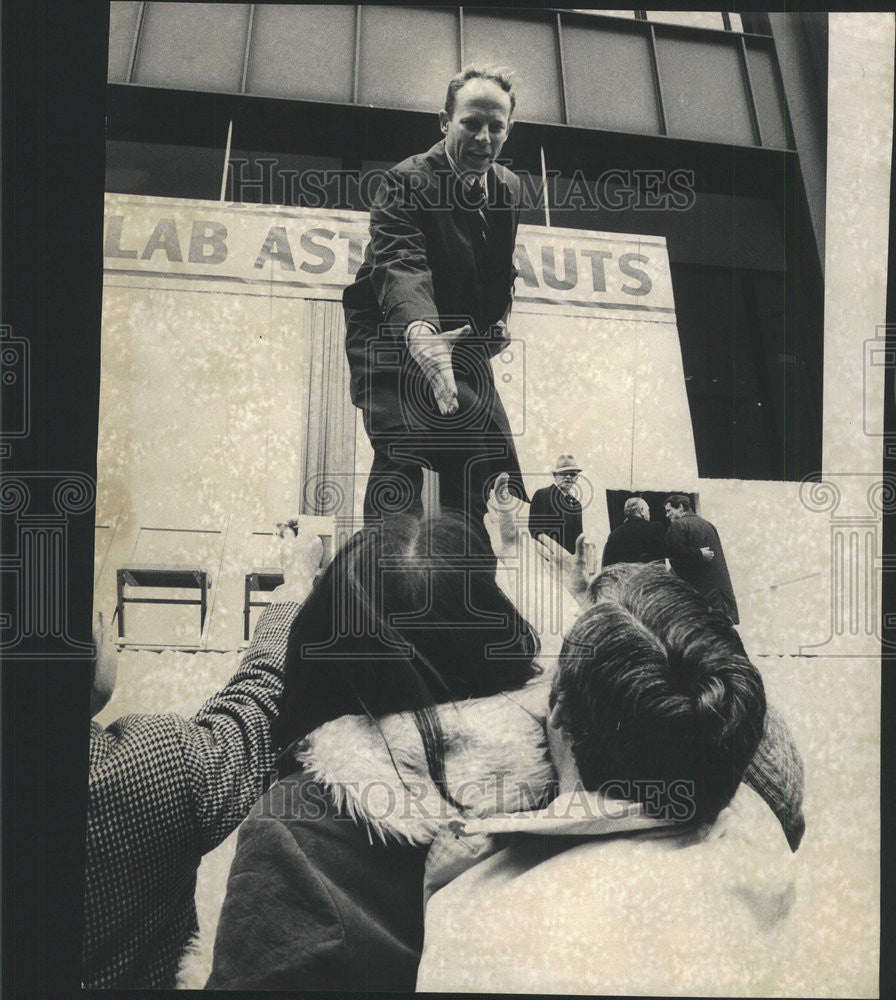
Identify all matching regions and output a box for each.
[363,423,525,528]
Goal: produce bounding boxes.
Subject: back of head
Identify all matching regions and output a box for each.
[624,497,649,521]
[274,510,539,758]
[555,564,764,824]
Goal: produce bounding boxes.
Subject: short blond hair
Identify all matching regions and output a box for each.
[444,64,516,118]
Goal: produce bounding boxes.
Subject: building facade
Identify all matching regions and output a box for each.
[105,5,828,483]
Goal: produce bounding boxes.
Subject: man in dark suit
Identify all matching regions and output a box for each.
[601,496,666,568]
[343,66,527,525]
[665,493,739,624]
[527,454,584,555]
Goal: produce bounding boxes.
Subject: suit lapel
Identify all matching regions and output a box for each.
[420,142,516,328]
[485,168,514,269]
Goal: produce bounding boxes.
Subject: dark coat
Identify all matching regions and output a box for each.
[342,141,527,513]
[528,484,583,554]
[601,517,667,568]
[343,140,520,434]
[206,769,427,992]
[666,511,739,624]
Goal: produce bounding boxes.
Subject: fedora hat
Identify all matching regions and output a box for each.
[552,454,582,474]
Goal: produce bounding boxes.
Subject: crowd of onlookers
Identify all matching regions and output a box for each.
[85,481,803,993]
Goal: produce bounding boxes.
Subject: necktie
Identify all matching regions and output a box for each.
[470,178,489,245]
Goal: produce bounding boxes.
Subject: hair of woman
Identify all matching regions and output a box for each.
[274,510,541,799]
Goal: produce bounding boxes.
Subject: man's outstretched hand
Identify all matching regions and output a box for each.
[406,321,470,416]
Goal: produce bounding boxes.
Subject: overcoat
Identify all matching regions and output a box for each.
[666,511,740,623]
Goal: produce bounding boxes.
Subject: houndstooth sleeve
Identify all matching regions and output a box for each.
[178,601,300,855]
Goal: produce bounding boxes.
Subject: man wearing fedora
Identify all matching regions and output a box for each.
[528,454,584,554]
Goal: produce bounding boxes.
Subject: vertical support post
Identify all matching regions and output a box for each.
[116,568,126,638]
[647,24,668,136]
[126,2,147,84]
[554,12,569,125]
[352,6,362,103]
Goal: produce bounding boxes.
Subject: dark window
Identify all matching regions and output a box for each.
[745,40,793,149]
[654,31,755,145]
[463,10,563,123]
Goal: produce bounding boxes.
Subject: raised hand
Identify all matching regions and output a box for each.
[533,532,597,607]
[406,321,470,416]
[271,527,324,605]
[484,471,524,560]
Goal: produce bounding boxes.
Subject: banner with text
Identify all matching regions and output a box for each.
[103,194,676,320]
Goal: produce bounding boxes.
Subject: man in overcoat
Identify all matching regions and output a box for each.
[601,496,666,568]
[528,454,585,554]
[664,493,739,624]
[343,65,527,525]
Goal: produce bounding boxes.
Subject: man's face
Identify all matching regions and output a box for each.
[439,78,513,176]
[554,471,578,495]
[665,502,682,521]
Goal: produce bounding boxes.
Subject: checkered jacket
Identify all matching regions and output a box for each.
[83,602,299,988]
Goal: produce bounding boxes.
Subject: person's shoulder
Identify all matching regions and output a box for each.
[391,142,447,178]
[88,715,195,827]
[691,512,717,532]
[91,711,183,757]
[245,767,339,830]
[89,714,197,800]
[492,161,521,205]
[493,160,520,189]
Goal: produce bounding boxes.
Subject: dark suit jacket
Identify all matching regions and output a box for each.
[528,485,583,554]
[343,141,520,438]
[601,517,666,568]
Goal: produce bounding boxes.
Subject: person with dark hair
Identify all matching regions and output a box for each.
[665,492,740,623]
[343,63,527,525]
[527,453,585,554]
[417,562,800,995]
[206,505,550,991]
[551,565,764,824]
[600,495,666,567]
[273,509,540,763]
[83,530,322,988]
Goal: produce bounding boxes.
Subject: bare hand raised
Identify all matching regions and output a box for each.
[533,532,598,607]
[271,527,324,605]
[484,471,524,560]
